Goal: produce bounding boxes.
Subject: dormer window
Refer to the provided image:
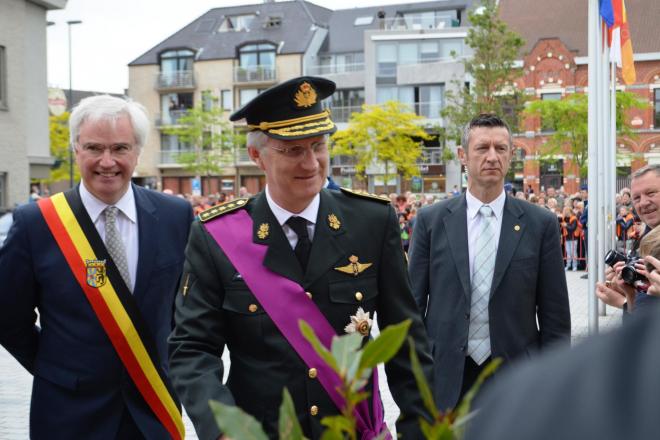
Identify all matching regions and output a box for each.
[218,14,256,32]
[265,16,282,29]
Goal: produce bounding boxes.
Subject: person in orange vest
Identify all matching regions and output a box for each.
[616,206,635,254]
[561,206,579,271]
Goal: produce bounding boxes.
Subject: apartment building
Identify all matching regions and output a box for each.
[128,0,473,196]
[0,0,66,209]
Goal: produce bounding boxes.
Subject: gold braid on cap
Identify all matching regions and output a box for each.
[247,109,331,131]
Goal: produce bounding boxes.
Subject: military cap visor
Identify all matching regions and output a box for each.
[230,76,337,140]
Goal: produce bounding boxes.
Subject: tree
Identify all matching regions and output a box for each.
[525,91,647,178]
[331,101,433,188]
[162,103,245,185]
[48,112,80,183]
[440,0,526,144]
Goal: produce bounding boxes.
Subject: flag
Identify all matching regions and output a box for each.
[599,0,614,28]
[613,0,636,84]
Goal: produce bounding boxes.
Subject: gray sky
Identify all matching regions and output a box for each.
[47,0,408,94]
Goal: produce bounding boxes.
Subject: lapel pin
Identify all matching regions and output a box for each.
[514,225,521,231]
[328,213,341,230]
[257,223,270,240]
[335,255,372,277]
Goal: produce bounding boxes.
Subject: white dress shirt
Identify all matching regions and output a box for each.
[79,182,139,291]
[265,185,319,249]
[466,189,506,280]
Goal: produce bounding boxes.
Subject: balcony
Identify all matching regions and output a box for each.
[156,71,195,90]
[233,65,277,83]
[327,105,363,123]
[418,148,445,165]
[155,109,190,127]
[306,62,365,76]
[159,149,193,165]
[379,16,460,31]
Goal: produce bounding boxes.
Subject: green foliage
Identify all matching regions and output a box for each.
[331,101,434,183]
[525,91,647,178]
[210,399,269,440]
[440,0,526,145]
[162,102,245,179]
[48,112,80,183]
[278,389,306,440]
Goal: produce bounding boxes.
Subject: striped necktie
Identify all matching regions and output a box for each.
[104,206,132,291]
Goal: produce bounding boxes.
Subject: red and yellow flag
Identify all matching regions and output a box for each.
[612,0,636,84]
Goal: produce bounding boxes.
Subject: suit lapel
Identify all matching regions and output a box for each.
[490,196,525,298]
[133,185,158,298]
[251,192,305,284]
[304,189,348,286]
[443,196,471,302]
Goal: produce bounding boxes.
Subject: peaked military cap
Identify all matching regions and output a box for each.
[229,76,337,140]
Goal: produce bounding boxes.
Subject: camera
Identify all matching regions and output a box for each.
[604,249,647,286]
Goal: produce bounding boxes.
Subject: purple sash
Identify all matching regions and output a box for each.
[204,209,390,439]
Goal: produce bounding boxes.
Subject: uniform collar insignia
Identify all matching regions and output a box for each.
[334,255,372,277]
[327,213,341,230]
[257,223,270,240]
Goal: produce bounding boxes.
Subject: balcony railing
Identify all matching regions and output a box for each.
[418,147,445,165]
[160,149,193,165]
[233,65,277,83]
[327,104,363,123]
[156,70,195,90]
[379,16,460,31]
[155,109,190,127]
[305,62,365,76]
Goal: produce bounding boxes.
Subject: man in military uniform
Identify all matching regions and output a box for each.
[168,76,433,440]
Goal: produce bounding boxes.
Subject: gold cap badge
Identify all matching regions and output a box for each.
[334,255,372,277]
[328,214,341,230]
[294,82,317,108]
[257,223,270,239]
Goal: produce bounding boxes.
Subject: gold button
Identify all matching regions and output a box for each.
[306,291,313,299]
[308,368,317,379]
[355,291,363,301]
[310,405,319,416]
[248,304,258,313]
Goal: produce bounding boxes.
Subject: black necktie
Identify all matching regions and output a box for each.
[286,216,311,272]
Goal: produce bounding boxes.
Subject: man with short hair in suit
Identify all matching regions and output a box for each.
[408,113,571,411]
[0,95,193,439]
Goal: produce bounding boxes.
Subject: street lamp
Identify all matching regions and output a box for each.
[67,20,82,188]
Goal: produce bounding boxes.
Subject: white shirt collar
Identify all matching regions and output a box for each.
[79,182,137,224]
[265,185,320,226]
[466,188,506,221]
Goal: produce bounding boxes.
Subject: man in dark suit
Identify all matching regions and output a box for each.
[408,113,571,411]
[0,95,193,439]
[465,303,660,440]
[168,76,433,440]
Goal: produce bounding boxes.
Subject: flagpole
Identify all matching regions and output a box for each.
[587,0,600,334]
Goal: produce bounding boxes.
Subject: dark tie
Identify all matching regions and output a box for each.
[286,216,311,272]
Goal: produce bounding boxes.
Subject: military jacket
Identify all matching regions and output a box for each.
[168,188,433,440]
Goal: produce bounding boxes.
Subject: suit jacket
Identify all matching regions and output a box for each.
[465,303,660,440]
[408,194,571,410]
[168,189,433,440]
[0,184,193,439]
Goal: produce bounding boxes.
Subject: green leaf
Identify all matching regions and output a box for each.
[299,320,339,373]
[278,388,307,440]
[209,399,268,440]
[320,415,355,435]
[331,333,363,379]
[319,429,344,440]
[359,319,411,371]
[408,337,440,420]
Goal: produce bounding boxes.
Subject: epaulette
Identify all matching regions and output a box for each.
[199,198,249,222]
[340,187,390,204]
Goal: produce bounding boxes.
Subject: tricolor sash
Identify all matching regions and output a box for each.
[38,191,184,440]
[204,209,390,439]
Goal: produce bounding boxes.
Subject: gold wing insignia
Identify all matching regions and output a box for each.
[334,255,372,277]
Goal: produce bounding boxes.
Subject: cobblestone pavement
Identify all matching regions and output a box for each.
[0,271,622,439]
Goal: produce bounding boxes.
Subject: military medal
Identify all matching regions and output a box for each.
[344,307,373,336]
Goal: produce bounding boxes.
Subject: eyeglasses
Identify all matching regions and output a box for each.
[79,143,135,157]
[267,142,328,159]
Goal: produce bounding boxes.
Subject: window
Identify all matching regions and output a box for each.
[655,88,660,128]
[160,134,192,164]
[239,43,276,68]
[376,44,397,77]
[377,39,464,78]
[265,16,282,29]
[354,16,374,26]
[219,14,256,32]
[160,92,193,125]
[401,9,458,29]
[239,89,263,107]
[541,93,561,132]
[0,46,6,109]
[202,90,214,111]
[221,90,232,111]
[327,89,365,122]
[159,49,194,73]
[376,85,444,118]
